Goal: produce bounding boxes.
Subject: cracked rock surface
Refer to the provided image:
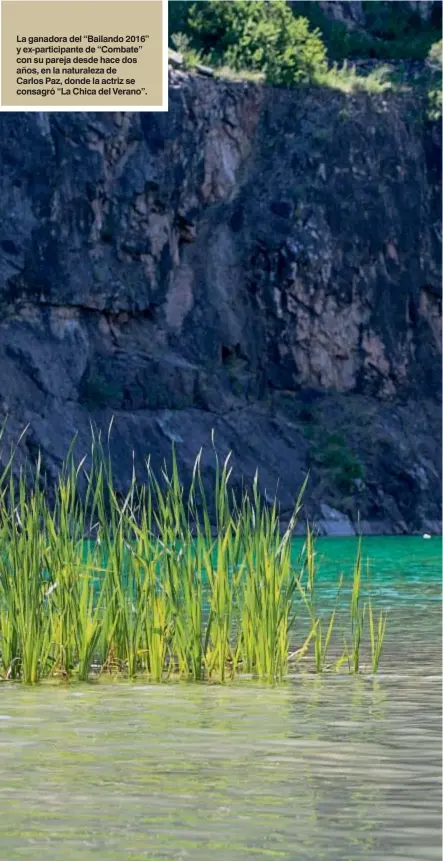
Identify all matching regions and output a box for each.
[0,72,441,533]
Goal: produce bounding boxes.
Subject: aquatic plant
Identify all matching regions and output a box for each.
[0,424,387,684]
[349,538,365,673]
[294,526,345,673]
[366,561,388,674]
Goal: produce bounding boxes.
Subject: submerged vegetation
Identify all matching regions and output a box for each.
[0,425,387,685]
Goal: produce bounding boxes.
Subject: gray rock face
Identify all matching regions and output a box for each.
[317,1,365,29]
[318,1,440,28]
[0,72,441,533]
[317,504,356,537]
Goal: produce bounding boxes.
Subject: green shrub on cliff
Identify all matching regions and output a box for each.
[308,431,365,496]
[170,0,442,73]
[426,39,442,118]
[170,32,204,70]
[174,0,327,85]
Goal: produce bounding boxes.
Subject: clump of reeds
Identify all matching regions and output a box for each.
[0,424,387,684]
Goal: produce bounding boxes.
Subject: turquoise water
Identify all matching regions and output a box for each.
[292,535,442,605]
[87,534,442,607]
[0,537,441,860]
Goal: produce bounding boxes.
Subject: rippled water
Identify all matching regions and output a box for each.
[0,537,441,861]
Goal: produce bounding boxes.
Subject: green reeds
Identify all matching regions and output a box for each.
[294,527,344,673]
[367,561,388,674]
[350,538,365,673]
[368,603,388,674]
[0,424,387,684]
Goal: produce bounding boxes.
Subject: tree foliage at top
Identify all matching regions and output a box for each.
[168,0,442,96]
[169,1,442,69]
[173,0,327,85]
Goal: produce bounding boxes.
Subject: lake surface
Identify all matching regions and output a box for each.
[0,537,441,861]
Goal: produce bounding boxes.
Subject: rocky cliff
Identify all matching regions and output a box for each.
[0,70,441,533]
[318,1,440,27]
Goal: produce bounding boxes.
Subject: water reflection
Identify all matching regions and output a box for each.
[0,672,440,861]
